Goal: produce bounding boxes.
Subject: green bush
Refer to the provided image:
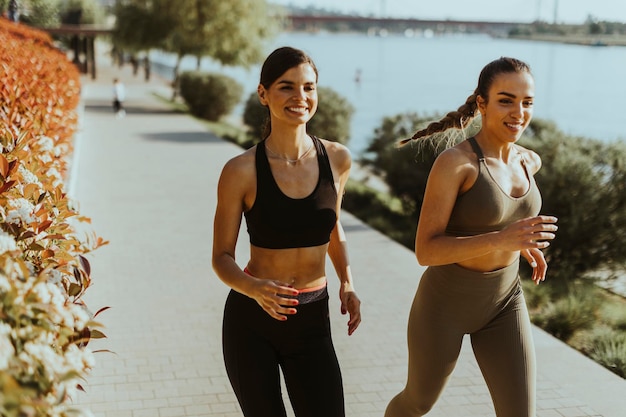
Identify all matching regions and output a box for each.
[587,329,626,378]
[242,91,268,142]
[531,283,601,341]
[242,86,354,145]
[179,71,243,121]
[522,121,626,284]
[343,180,416,249]
[307,86,354,145]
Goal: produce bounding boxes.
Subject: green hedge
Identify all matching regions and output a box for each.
[179,71,243,121]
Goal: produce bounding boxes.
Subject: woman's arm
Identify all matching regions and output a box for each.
[212,154,299,321]
[326,141,361,335]
[415,147,556,266]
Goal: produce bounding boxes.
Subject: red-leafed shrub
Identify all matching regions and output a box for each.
[0,18,107,417]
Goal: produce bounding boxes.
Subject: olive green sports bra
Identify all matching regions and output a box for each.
[445,137,542,237]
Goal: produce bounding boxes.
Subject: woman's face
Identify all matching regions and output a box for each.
[477,71,535,143]
[258,63,318,127]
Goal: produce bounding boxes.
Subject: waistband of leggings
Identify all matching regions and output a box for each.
[243,267,328,304]
[428,261,520,290]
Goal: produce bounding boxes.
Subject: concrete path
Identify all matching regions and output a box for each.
[73,52,626,417]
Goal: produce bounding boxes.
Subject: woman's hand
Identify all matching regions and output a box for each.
[340,286,361,336]
[497,215,558,251]
[249,278,300,321]
[521,248,548,285]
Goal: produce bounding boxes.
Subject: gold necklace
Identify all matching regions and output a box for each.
[265,139,314,166]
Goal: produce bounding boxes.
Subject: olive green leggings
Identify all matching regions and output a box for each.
[385,262,536,417]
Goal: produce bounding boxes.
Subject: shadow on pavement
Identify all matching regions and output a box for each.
[85,103,181,116]
[140,131,224,144]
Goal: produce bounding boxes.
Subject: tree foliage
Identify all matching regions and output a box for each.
[112,0,175,52]
[307,86,354,145]
[59,0,104,24]
[361,112,479,214]
[17,0,62,27]
[113,0,284,79]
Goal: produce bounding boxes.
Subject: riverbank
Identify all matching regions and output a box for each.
[509,33,626,46]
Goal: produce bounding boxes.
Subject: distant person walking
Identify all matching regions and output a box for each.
[384,57,558,417]
[7,0,19,22]
[143,56,151,81]
[112,78,126,118]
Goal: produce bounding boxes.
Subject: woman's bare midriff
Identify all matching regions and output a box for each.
[455,249,521,273]
[247,244,329,289]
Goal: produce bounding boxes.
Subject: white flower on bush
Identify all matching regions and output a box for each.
[18,164,42,186]
[31,281,65,306]
[37,135,55,152]
[47,268,65,287]
[6,197,37,224]
[0,274,10,292]
[0,229,18,254]
[0,323,15,369]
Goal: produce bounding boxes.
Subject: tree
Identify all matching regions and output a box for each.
[112,0,175,53]
[113,0,284,97]
[59,0,105,24]
[18,0,62,27]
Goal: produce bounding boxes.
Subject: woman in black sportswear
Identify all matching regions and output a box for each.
[212,46,361,417]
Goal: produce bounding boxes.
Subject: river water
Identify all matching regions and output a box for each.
[152,31,626,155]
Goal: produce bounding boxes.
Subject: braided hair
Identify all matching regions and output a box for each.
[399,57,532,147]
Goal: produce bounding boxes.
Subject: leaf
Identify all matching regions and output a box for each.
[93,306,111,317]
[89,329,107,339]
[79,254,91,276]
[41,249,55,258]
[23,183,39,199]
[93,349,116,355]
[0,179,16,193]
[68,283,82,297]
[0,154,8,178]
[37,220,53,233]
[37,191,47,204]
[27,242,45,251]
[18,230,37,240]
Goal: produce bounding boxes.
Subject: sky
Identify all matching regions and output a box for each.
[271,0,626,24]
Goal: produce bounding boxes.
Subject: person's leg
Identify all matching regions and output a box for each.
[279,292,345,417]
[385,267,465,417]
[471,281,536,417]
[222,290,288,417]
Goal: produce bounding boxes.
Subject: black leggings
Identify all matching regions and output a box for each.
[222,289,345,417]
[385,262,536,417]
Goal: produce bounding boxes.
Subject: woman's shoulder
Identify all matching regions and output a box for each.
[514,144,542,174]
[436,140,479,169]
[220,145,257,181]
[317,137,351,169]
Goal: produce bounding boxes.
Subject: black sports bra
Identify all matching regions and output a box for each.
[244,136,338,249]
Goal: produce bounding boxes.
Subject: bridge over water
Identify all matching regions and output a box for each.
[286,14,526,36]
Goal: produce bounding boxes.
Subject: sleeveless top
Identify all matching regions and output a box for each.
[244,135,338,249]
[445,137,542,237]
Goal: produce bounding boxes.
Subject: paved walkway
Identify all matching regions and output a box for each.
[73,52,626,417]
